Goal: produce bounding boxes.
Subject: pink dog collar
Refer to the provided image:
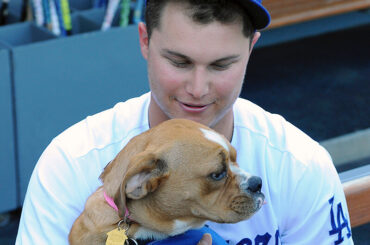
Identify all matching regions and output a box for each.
[104,191,119,211]
[104,191,131,220]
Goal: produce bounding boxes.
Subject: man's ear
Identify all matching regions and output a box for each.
[249,31,261,55]
[114,152,169,215]
[138,22,149,60]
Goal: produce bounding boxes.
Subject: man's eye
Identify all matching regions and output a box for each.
[211,63,231,71]
[168,59,190,68]
[210,170,227,181]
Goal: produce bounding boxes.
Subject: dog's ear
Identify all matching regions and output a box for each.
[114,152,169,215]
[125,156,168,199]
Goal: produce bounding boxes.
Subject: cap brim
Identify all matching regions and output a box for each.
[237,0,271,30]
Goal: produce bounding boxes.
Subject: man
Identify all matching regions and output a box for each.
[16,0,353,244]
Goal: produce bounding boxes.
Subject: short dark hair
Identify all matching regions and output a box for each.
[145,0,255,40]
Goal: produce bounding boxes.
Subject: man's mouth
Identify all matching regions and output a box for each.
[179,102,209,113]
[184,103,206,108]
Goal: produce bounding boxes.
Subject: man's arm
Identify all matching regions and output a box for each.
[16,140,94,244]
[281,145,353,244]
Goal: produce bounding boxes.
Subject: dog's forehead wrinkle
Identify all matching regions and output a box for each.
[200,128,229,152]
[229,164,251,184]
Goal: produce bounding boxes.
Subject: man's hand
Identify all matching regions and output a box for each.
[197,233,212,245]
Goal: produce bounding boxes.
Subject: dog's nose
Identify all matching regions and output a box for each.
[247,176,262,193]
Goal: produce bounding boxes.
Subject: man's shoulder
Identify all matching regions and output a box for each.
[53,93,151,159]
[234,98,322,164]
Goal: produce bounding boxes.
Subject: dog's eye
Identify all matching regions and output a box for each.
[210,170,227,181]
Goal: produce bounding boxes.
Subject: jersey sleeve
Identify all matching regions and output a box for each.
[15,140,92,245]
[280,145,353,244]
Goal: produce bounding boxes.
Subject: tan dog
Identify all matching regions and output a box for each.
[69,119,264,244]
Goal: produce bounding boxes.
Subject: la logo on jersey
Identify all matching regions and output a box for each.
[329,196,352,244]
[230,196,352,245]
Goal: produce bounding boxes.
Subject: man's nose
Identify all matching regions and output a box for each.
[247,176,262,193]
[186,67,210,99]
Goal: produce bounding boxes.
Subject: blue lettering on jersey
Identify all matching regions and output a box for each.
[233,196,352,245]
[255,233,272,244]
[236,238,252,245]
[274,230,280,245]
[236,230,280,245]
[329,196,352,244]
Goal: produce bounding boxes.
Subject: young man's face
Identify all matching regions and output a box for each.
[139,1,259,136]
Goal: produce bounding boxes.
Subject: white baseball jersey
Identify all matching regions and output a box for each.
[16,92,353,244]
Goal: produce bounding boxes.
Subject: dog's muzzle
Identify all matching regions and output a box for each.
[232,175,265,215]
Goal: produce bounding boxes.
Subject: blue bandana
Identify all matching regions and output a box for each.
[147,226,228,245]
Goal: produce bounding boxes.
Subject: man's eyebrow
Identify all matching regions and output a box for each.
[162,49,190,60]
[213,55,240,63]
[162,49,240,63]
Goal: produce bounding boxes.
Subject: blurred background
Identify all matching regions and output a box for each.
[0,0,369,244]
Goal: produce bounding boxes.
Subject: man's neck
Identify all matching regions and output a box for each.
[212,109,234,142]
[148,97,234,142]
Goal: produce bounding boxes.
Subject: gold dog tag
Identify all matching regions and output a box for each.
[106,228,128,245]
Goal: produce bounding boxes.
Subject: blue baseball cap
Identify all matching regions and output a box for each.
[236,0,271,29]
[146,0,271,30]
